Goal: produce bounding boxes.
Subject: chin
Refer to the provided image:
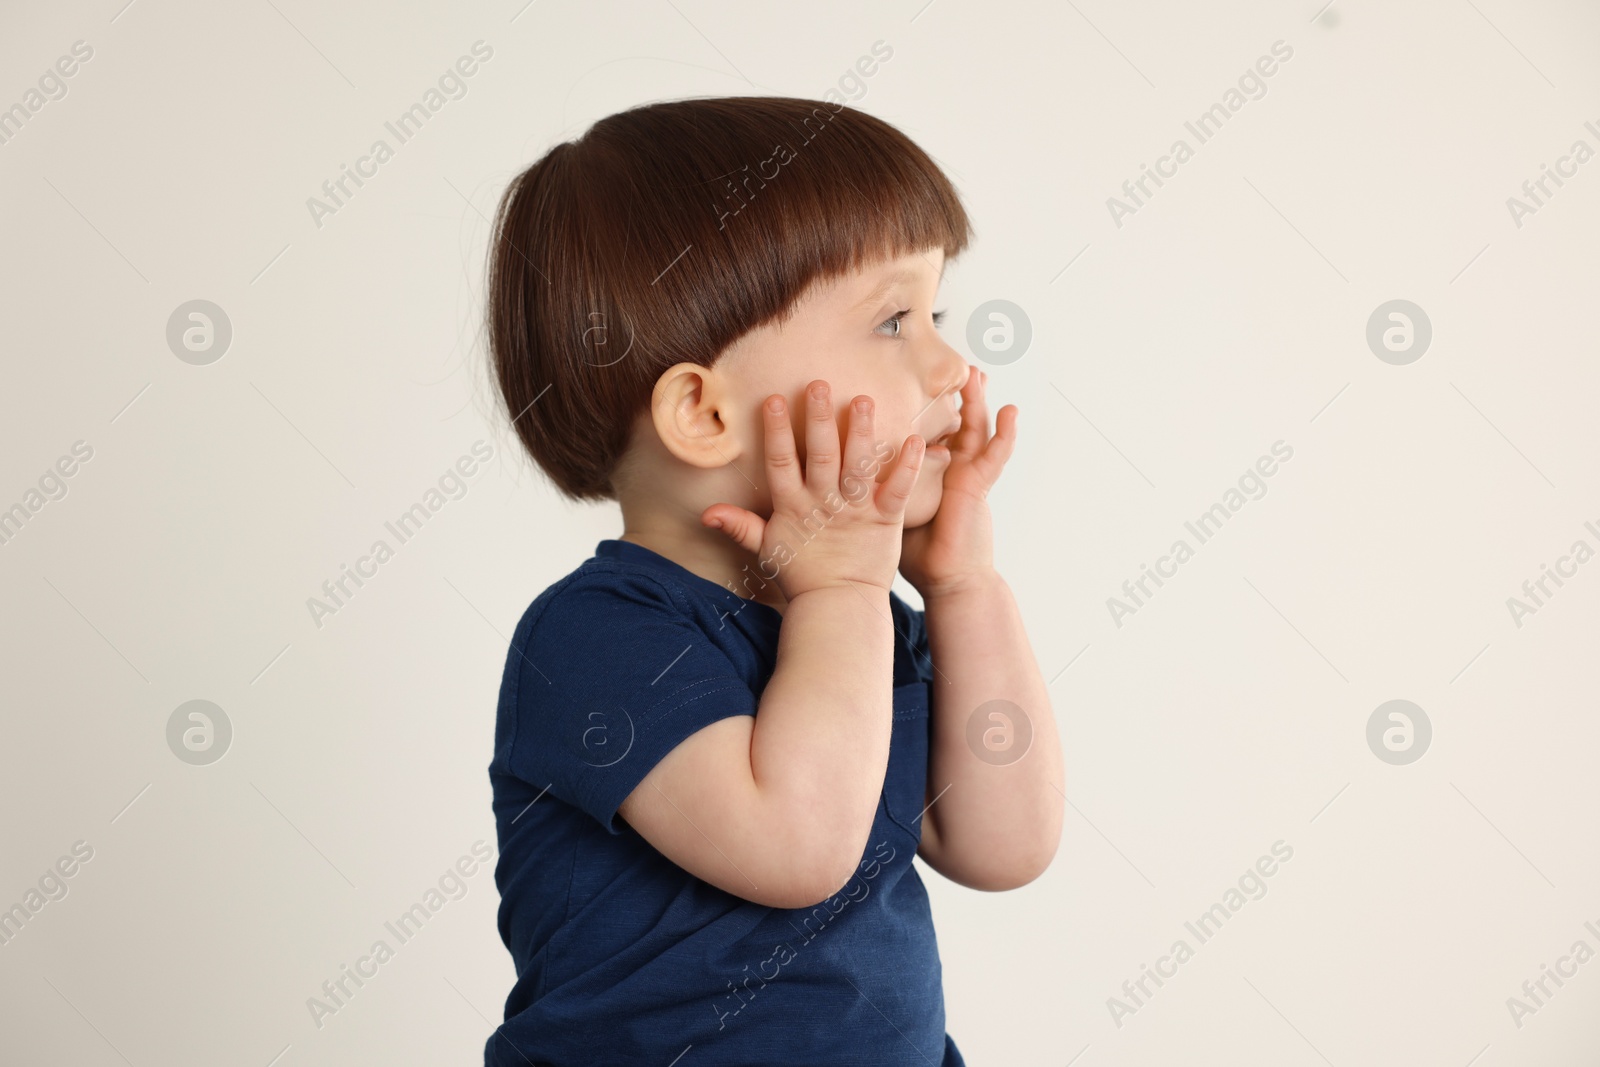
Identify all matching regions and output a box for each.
[904,485,942,528]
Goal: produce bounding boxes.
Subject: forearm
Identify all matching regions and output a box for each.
[749,583,894,878]
[924,570,1063,886]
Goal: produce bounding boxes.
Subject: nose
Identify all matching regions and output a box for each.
[927,335,970,402]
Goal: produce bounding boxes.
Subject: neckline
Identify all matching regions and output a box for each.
[595,539,785,619]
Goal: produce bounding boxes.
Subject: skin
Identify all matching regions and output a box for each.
[615,246,972,608]
[610,246,1064,906]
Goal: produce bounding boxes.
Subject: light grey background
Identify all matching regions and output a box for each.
[3,0,1597,1063]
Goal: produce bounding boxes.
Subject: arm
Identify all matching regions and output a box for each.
[914,570,1063,889]
[619,380,924,910]
[618,584,894,909]
[895,364,1061,888]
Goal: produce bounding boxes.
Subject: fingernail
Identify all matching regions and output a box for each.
[707,518,723,529]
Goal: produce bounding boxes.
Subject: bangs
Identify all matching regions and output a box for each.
[577,95,972,336]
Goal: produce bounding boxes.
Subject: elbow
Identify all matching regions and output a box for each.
[761,805,876,910]
[1002,811,1067,887]
[760,871,853,911]
[787,853,867,910]
[738,836,866,911]
[1005,825,1066,887]
[740,872,842,911]
[961,836,1062,892]
[1001,849,1057,889]
[774,834,879,910]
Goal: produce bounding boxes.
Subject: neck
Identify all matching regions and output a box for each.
[618,518,789,616]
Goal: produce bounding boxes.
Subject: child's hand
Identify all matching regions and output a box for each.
[899,365,1018,599]
[701,380,925,599]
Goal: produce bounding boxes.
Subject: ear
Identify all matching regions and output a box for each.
[648,362,744,470]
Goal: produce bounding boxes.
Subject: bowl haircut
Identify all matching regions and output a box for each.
[485,95,973,503]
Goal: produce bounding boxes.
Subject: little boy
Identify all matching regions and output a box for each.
[482,95,1062,1066]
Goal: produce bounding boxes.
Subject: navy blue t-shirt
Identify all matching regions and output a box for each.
[484,538,965,1066]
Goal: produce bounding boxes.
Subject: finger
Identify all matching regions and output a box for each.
[802,380,841,490]
[760,394,804,502]
[951,365,991,457]
[701,504,766,555]
[839,395,877,507]
[873,433,925,521]
[969,404,1018,485]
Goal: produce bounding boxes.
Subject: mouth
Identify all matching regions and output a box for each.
[927,417,961,451]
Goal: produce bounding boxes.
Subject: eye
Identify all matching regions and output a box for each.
[875,308,949,337]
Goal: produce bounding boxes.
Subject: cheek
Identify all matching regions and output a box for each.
[903,476,943,528]
[865,410,920,474]
[782,395,855,466]
[870,455,943,531]
[870,425,938,485]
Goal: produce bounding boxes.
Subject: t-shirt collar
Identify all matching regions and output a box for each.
[595,539,783,617]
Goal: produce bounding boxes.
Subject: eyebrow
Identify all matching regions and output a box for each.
[852,261,944,313]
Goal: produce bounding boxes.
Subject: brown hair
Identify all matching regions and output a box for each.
[485,95,974,503]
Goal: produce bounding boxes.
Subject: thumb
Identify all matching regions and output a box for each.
[700,504,765,556]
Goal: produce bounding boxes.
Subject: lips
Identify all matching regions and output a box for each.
[929,417,961,448]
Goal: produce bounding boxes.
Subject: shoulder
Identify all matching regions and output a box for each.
[499,556,760,713]
[496,560,705,717]
[511,558,699,653]
[494,556,763,831]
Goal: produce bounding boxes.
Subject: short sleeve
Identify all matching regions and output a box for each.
[501,572,759,835]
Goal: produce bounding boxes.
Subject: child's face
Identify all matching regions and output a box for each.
[714,246,973,529]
